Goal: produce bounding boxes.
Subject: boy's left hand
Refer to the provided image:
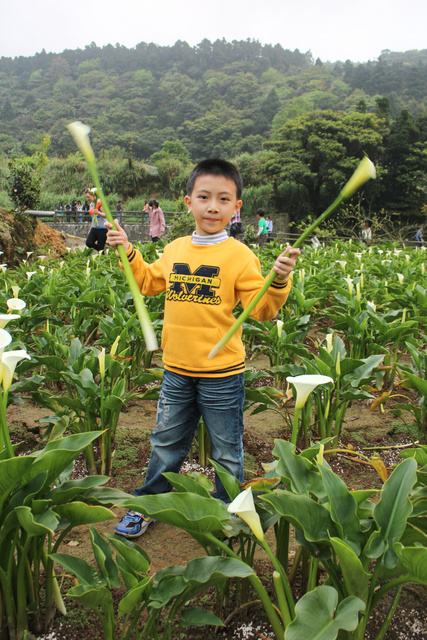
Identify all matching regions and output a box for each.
[272,246,301,281]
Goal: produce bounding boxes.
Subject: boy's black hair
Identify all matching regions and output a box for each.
[187,158,243,199]
[256,208,265,217]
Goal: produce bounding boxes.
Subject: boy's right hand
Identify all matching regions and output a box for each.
[106,219,130,252]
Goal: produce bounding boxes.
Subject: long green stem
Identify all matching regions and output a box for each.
[291,407,301,446]
[374,585,402,640]
[204,533,285,639]
[260,538,295,619]
[273,571,292,627]
[86,163,158,352]
[0,391,14,458]
[209,193,345,359]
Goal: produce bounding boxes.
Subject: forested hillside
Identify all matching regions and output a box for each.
[0,41,426,226]
[0,40,426,160]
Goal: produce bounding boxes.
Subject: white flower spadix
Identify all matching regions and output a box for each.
[227,486,264,541]
[286,374,334,409]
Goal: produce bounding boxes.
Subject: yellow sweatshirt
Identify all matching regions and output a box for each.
[124,236,291,377]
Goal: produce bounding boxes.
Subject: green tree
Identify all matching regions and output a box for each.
[262,110,385,220]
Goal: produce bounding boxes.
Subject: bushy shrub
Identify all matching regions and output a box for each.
[7,159,41,211]
[241,184,273,216]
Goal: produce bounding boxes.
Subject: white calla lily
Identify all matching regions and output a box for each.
[11,286,20,297]
[325,333,333,354]
[227,486,264,541]
[286,374,334,409]
[0,264,7,273]
[98,347,106,379]
[340,156,376,199]
[336,261,346,270]
[7,298,26,311]
[343,277,354,295]
[67,121,96,163]
[0,314,20,329]
[0,329,12,356]
[397,273,404,285]
[1,350,31,391]
[26,271,37,280]
[277,320,284,339]
[367,301,376,312]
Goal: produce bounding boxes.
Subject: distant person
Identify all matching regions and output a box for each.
[412,226,424,248]
[361,220,372,243]
[148,199,165,242]
[229,208,243,238]
[142,199,149,223]
[76,199,83,222]
[117,200,123,224]
[71,200,78,222]
[64,204,72,222]
[256,208,269,249]
[84,188,107,254]
[55,202,64,221]
[265,215,273,240]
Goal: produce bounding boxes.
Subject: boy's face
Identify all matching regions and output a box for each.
[185,175,242,237]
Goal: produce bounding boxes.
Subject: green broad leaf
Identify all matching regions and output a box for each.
[107,534,150,574]
[15,505,59,536]
[209,459,241,500]
[67,584,114,611]
[318,465,363,553]
[162,472,211,497]
[118,576,152,615]
[183,556,254,584]
[47,476,110,505]
[23,432,103,487]
[54,502,116,525]
[365,458,417,568]
[115,556,139,591]
[285,585,365,640]
[346,355,384,387]
[260,492,337,548]
[69,337,84,365]
[103,395,124,411]
[393,543,427,585]
[187,471,215,493]
[330,537,371,602]
[90,527,121,589]
[404,371,427,397]
[0,456,35,508]
[121,492,230,534]
[272,440,324,498]
[50,553,105,586]
[181,607,225,627]
[398,446,427,466]
[86,486,134,505]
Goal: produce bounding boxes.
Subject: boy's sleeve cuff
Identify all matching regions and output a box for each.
[270,276,289,290]
[116,243,136,262]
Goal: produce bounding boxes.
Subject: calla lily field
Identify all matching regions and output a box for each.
[1,219,427,639]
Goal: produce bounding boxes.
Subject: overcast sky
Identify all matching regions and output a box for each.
[1,0,426,63]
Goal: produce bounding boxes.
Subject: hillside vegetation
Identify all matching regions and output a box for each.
[0,41,426,226]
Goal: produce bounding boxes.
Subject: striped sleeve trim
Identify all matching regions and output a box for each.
[270,279,289,290]
[126,244,137,263]
[165,361,246,377]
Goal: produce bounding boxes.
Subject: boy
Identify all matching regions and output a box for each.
[106,159,300,538]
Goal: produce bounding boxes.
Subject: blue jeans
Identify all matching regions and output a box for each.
[135,369,245,502]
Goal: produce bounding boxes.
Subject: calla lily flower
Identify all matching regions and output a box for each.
[397,273,404,284]
[98,347,106,379]
[325,333,333,354]
[39,265,46,272]
[286,374,334,409]
[227,486,264,541]
[336,260,347,270]
[110,335,120,357]
[343,277,354,295]
[367,301,376,312]
[0,329,12,356]
[7,298,26,311]
[1,350,31,391]
[277,320,284,339]
[11,286,20,298]
[67,121,96,163]
[0,314,20,329]
[26,271,37,280]
[0,265,7,273]
[26,251,33,258]
[340,156,376,199]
